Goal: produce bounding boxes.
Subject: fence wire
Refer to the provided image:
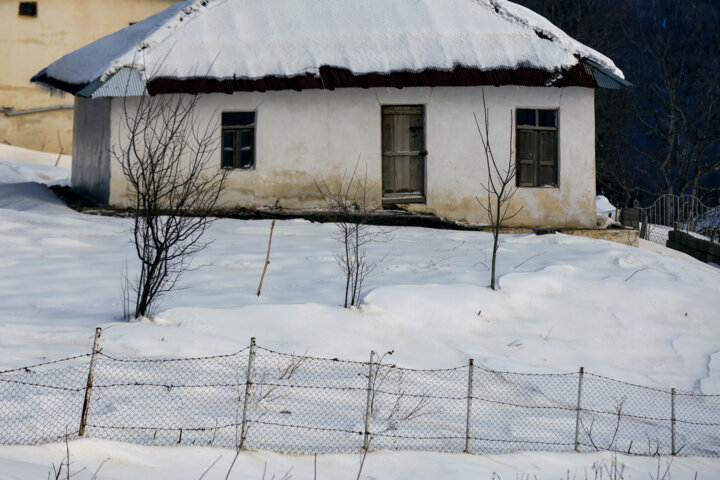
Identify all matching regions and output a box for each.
[86,349,249,447]
[0,355,90,444]
[1,343,720,457]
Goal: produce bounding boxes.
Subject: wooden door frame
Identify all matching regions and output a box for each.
[380,104,427,206]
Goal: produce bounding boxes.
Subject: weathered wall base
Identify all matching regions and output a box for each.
[667,230,720,264]
[476,226,638,247]
[560,228,638,247]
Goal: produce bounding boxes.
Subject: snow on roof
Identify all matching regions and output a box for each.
[32,0,624,94]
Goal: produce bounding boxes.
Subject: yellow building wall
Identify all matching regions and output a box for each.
[0,0,176,154]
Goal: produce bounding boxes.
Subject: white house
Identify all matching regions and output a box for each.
[31,0,628,227]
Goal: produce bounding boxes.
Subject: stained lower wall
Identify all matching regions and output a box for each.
[72,97,111,204]
[106,86,596,227]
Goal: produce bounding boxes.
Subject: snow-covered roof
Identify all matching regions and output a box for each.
[32,0,627,96]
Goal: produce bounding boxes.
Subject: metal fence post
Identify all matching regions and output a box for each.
[239,337,257,450]
[464,358,474,453]
[79,327,102,437]
[363,351,376,451]
[671,388,677,456]
[573,367,584,452]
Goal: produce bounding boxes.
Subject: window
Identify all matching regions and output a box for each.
[516,108,558,187]
[19,2,37,16]
[221,112,255,169]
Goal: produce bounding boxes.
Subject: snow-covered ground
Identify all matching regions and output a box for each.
[1,150,719,478]
[0,144,71,186]
[2,440,720,480]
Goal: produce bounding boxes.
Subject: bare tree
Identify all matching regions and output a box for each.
[114,93,227,318]
[316,163,385,308]
[626,0,720,202]
[474,91,522,291]
[513,0,636,206]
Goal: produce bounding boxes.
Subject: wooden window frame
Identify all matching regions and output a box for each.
[515,108,559,188]
[19,1,37,17]
[221,112,255,170]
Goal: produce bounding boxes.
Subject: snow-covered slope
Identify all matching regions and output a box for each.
[0,165,718,394]
[1,150,718,479]
[34,0,623,90]
[1,441,719,480]
[0,144,70,186]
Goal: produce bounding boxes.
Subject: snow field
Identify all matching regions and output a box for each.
[0,144,71,186]
[1,152,720,477]
[1,440,719,480]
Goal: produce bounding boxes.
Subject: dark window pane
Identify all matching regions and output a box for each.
[538,110,557,128]
[240,130,252,148]
[222,130,234,149]
[517,130,536,160]
[539,165,556,186]
[19,2,37,16]
[222,111,255,126]
[517,109,535,126]
[239,150,254,169]
[518,162,535,186]
[538,132,557,186]
[538,132,556,161]
[222,150,234,168]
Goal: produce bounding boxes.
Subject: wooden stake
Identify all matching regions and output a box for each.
[239,337,257,450]
[464,358,474,453]
[671,388,677,456]
[363,351,376,451]
[79,327,102,437]
[257,219,276,296]
[574,367,585,452]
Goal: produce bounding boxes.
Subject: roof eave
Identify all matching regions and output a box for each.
[30,69,95,97]
[583,59,631,89]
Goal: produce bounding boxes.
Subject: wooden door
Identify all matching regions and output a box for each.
[381,105,426,204]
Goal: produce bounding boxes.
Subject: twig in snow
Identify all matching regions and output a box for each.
[514,251,546,269]
[198,455,222,479]
[625,266,648,282]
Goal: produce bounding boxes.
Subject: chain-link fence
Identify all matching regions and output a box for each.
[2,333,720,457]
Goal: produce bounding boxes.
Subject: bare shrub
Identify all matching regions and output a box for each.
[114,92,227,318]
[474,90,522,290]
[316,163,386,308]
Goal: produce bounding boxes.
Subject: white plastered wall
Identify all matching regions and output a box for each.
[107,86,595,227]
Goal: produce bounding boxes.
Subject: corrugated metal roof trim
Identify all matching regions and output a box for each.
[583,60,632,90]
[91,68,147,98]
[145,63,599,95]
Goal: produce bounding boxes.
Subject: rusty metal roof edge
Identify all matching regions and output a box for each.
[145,64,601,95]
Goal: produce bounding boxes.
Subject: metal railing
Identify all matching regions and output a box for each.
[636,195,720,245]
[2,332,719,457]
